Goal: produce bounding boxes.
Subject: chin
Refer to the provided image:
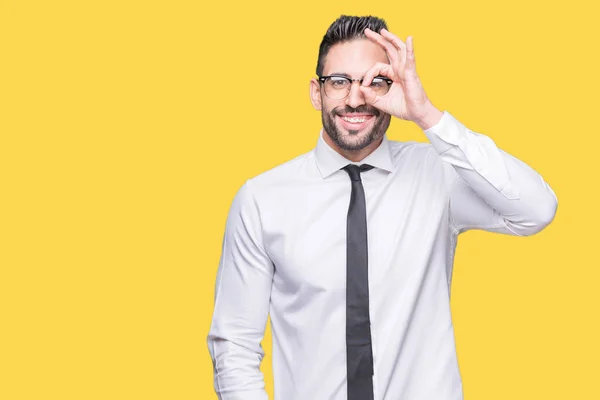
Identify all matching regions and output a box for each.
[336,132,375,151]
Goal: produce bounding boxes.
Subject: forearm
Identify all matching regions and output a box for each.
[207,332,269,400]
[207,265,271,400]
[422,110,558,235]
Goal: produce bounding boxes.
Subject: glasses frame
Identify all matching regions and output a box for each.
[318,75,393,100]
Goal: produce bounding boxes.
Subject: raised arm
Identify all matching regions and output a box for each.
[424,112,557,235]
[207,181,273,400]
[360,28,557,235]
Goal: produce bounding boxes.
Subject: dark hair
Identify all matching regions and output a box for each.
[316,15,388,76]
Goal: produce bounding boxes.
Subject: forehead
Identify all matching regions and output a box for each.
[323,39,389,77]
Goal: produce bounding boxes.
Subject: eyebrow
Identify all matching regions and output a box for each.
[324,73,388,81]
[327,72,352,78]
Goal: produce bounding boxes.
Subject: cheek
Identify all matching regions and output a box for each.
[322,99,342,116]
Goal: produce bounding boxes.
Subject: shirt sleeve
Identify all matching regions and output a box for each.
[207,180,273,400]
[423,111,558,236]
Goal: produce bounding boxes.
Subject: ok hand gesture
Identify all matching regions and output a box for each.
[360,28,442,129]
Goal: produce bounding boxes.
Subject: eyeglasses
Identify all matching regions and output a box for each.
[318,75,393,100]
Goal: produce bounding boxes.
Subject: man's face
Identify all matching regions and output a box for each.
[311,39,392,152]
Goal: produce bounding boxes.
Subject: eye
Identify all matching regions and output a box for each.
[329,77,350,88]
[370,77,388,89]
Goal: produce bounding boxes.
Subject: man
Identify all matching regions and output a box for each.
[207,15,557,400]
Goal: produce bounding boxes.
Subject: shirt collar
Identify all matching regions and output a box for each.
[314,129,395,179]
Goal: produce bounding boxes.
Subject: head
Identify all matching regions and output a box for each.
[310,15,392,156]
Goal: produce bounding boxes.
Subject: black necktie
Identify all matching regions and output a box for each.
[342,164,375,400]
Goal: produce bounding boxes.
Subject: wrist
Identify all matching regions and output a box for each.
[414,103,443,130]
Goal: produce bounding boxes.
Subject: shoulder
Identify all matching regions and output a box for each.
[239,150,316,198]
[387,138,454,180]
[387,138,458,190]
[387,138,438,165]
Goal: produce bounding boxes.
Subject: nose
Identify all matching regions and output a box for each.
[345,81,366,109]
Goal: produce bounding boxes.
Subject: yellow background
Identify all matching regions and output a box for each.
[1,0,598,399]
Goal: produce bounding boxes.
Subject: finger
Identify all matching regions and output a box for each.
[364,28,401,67]
[380,29,407,52]
[359,85,381,106]
[380,29,407,65]
[406,36,416,70]
[361,62,395,87]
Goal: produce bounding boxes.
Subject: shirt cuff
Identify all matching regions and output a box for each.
[422,111,468,154]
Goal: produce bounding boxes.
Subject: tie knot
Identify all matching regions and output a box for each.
[343,164,373,181]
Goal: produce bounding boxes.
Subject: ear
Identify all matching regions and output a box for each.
[309,78,322,111]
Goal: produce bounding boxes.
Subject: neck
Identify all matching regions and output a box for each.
[323,133,384,162]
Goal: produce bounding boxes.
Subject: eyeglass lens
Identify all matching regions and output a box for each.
[324,76,391,99]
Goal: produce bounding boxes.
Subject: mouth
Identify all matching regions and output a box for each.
[336,113,375,131]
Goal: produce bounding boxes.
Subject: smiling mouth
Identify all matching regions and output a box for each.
[336,113,374,130]
[342,116,369,123]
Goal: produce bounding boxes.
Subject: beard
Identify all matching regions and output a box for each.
[321,105,391,152]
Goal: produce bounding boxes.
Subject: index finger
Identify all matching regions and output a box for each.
[361,62,395,87]
[364,28,402,67]
[380,29,408,55]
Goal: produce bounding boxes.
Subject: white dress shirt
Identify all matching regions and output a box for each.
[207,111,558,400]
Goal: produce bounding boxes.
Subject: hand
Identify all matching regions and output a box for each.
[361,28,443,129]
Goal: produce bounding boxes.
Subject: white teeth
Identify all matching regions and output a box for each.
[342,117,366,123]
